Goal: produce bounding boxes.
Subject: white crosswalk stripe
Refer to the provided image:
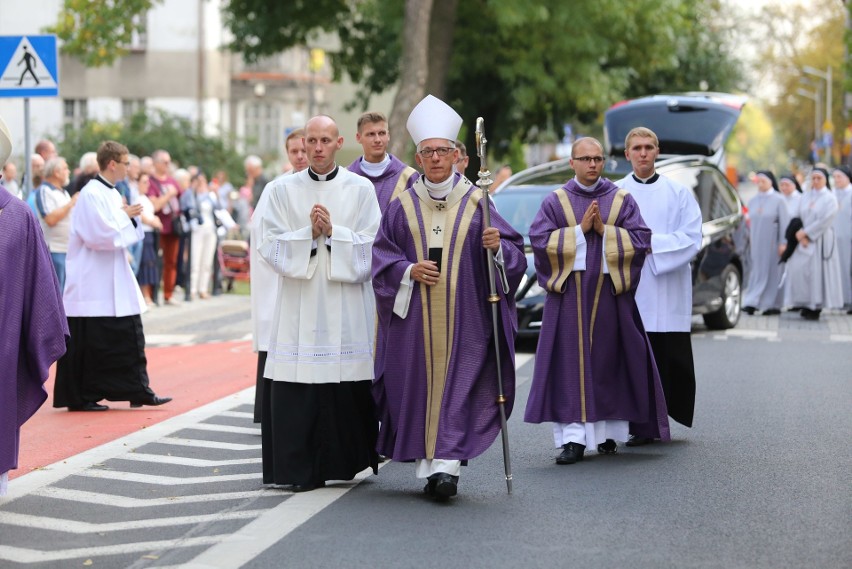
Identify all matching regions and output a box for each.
[219,411,254,419]
[77,469,258,485]
[0,510,264,532]
[1,357,539,566]
[0,536,227,564]
[182,423,261,435]
[28,487,278,507]
[118,453,261,467]
[156,437,261,451]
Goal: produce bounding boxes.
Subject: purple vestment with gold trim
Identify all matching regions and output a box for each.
[372,175,527,461]
[347,154,418,214]
[523,178,670,441]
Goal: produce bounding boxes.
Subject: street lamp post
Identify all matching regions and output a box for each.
[796,87,821,154]
[803,65,833,164]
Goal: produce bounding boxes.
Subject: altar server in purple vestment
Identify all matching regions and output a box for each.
[615,127,703,442]
[372,95,527,502]
[1,116,69,496]
[524,137,670,465]
[348,111,418,214]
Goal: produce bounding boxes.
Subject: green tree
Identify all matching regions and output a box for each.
[55,110,245,183]
[727,103,788,174]
[52,0,744,165]
[756,0,845,165]
[46,0,161,67]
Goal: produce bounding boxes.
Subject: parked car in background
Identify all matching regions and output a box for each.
[493,93,750,338]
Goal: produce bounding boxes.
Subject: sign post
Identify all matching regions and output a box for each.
[0,34,59,197]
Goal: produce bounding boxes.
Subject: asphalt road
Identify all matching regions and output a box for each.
[2,293,850,568]
[242,319,850,569]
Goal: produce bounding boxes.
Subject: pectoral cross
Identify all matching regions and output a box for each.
[435,202,446,211]
[433,226,442,235]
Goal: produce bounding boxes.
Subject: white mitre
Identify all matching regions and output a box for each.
[406,94,463,145]
[0,115,11,167]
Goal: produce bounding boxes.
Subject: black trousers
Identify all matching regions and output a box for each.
[647,331,696,428]
[253,351,267,423]
[261,378,378,486]
[54,315,155,408]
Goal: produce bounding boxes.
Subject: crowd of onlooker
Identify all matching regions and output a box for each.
[1,138,280,306]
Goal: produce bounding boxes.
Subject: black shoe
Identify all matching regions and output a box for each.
[597,439,617,455]
[762,308,781,316]
[377,454,388,463]
[556,442,585,464]
[800,308,820,321]
[625,435,655,447]
[432,473,458,502]
[68,402,109,411]
[130,395,173,408]
[788,306,804,312]
[290,481,325,493]
[743,306,756,315]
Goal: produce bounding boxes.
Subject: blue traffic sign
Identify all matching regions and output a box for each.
[0,35,59,98]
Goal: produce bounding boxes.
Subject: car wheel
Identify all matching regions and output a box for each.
[702,264,742,329]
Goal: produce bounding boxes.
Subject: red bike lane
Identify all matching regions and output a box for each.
[11,340,256,481]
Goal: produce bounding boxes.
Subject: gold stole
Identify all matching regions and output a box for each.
[388,166,418,205]
[397,177,480,458]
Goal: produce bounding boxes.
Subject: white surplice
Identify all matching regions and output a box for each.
[63,176,145,317]
[616,174,703,332]
[251,176,288,352]
[257,168,381,384]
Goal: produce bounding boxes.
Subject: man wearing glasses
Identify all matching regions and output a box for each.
[55,141,172,412]
[372,95,527,502]
[524,137,670,466]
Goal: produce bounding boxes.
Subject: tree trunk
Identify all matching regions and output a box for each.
[388,0,434,160]
[425,0,460,100]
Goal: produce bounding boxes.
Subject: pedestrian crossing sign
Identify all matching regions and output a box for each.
[0,35,59,98]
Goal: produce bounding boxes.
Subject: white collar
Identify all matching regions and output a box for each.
[573,177,600,192]
[424,173,454,199]
[360,154,390,177]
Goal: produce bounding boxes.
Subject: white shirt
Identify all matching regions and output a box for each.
[38,183,72,253]
[257,168,381,383]
[616,173,703,331]
[63,176,146,316]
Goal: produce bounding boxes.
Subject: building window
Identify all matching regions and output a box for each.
[63,99,88,130]
[129,12,148,51]
[244,102,281,155]
[122,99,146,121]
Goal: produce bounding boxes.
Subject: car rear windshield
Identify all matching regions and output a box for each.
[606,102,739,156]
[492,186,555,237]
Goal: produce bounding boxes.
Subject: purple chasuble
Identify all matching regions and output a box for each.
[0,187,69,475]
[347,154,418,214]
[523,178,670,441]
[372,174,527,461]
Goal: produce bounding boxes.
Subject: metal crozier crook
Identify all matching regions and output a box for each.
[475,117,513,495]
